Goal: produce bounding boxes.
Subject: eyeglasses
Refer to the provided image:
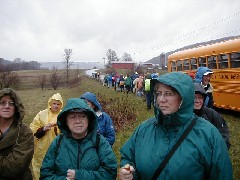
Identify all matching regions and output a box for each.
[67,113,88,122]
[194,96,204,101]
[0,101,15,107]
[154,91,176,99]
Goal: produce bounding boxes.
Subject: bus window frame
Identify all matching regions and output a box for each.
[183,59,190,70]
[198,57,207,67]
[190,58,198,70]
[218,53,229,69]
[230,52,240,68]
[171,61,177,71]
[177,60,183,71]
[207,55,217,69]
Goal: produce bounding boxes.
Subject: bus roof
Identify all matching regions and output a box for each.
[168,38,240,61]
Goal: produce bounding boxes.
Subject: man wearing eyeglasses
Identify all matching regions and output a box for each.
[0,88,34,179]
[194,83,231,149]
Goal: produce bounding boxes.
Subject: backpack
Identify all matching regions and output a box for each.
[125,77,131,86]
[145,79,151,91]
[120,81,125,86]
[137,78,143,89]
[56,133,100,152]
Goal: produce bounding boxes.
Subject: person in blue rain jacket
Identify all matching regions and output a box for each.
[80,92,115,146]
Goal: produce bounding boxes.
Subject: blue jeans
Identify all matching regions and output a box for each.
[146,92,152,108]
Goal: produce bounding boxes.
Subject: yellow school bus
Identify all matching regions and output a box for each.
[168,38,240,111]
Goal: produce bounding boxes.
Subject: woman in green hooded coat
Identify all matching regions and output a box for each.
[0,88,34,180]
[40,98,117,179]
[119,72,232,180]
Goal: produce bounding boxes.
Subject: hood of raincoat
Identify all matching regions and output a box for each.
[194,83,207,98]
[151,72,194,126]
[193,83,207,115]
[57,98,97,136]
[80,92,102,111]
[0,88,25,124]
[48,93,63,113]
[194,67,213,83]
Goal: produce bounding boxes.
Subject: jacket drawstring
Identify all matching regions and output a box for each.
[15,122,22,145]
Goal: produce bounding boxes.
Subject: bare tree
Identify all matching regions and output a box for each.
[12,73,21,89]
[38,74,47,90]
[0,71,20,89]
[63,48,73,83]
[49,67,60,90]
[121,52,132,61]
[106,49,118,66]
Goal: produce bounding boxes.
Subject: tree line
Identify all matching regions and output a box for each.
[0,48,133,89]
[105,49,133,67]
[0,50,79,90]
[0,58,41,89]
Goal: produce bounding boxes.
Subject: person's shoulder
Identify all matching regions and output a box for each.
[203,106,216,113]
[203,107,221,118]
[194,116,220,135]
[37,108,48,115]
[18,123,34,142]
[137,116,156,129]
[102,112,112,119]
[195,116,213,126]
[21,123,33,133]
[129,117,157,138]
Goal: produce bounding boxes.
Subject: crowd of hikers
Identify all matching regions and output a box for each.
[0,66,233,179]
[99,71,159,110]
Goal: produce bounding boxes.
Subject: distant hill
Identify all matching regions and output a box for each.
[145,35,240,66]
[0,58,12,64]
[0,58,103,70]
[40,61,104,70]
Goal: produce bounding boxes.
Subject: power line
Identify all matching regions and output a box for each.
[133,11,240,61]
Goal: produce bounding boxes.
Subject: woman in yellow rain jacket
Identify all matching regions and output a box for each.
[30,93,63,180]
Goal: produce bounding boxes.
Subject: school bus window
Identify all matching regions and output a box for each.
[230,52,240,68]
[171,61,177,71]
[177,61,183,71]
[218,54,229,69]
[207,55,217,69]
[190,58,197,70]
[199,57,206,67]
[183,59,190,70]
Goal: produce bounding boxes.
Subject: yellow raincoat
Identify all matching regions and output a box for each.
[30,93,63,180]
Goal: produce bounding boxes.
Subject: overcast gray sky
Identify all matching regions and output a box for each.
[0,0,240,64]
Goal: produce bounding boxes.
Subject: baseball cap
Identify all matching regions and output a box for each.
[203,71,213,76]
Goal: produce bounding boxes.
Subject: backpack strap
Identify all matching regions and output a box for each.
[56,133,64,153]
[151,117,197,180]
[95,133,100,152]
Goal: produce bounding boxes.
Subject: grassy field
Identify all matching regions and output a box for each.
[13,71,240,179]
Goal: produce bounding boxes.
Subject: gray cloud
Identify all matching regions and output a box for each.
[0,0,239,63]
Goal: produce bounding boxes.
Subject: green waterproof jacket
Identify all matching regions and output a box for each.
[120,72,233,180]
[0,88,34,180]
[40,98,117,179]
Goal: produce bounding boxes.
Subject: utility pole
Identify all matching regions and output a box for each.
[103,57,106,67]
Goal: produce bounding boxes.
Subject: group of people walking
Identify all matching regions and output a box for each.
[102,72,158,110]
[102,72,146,96]
[0,66,233,179]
